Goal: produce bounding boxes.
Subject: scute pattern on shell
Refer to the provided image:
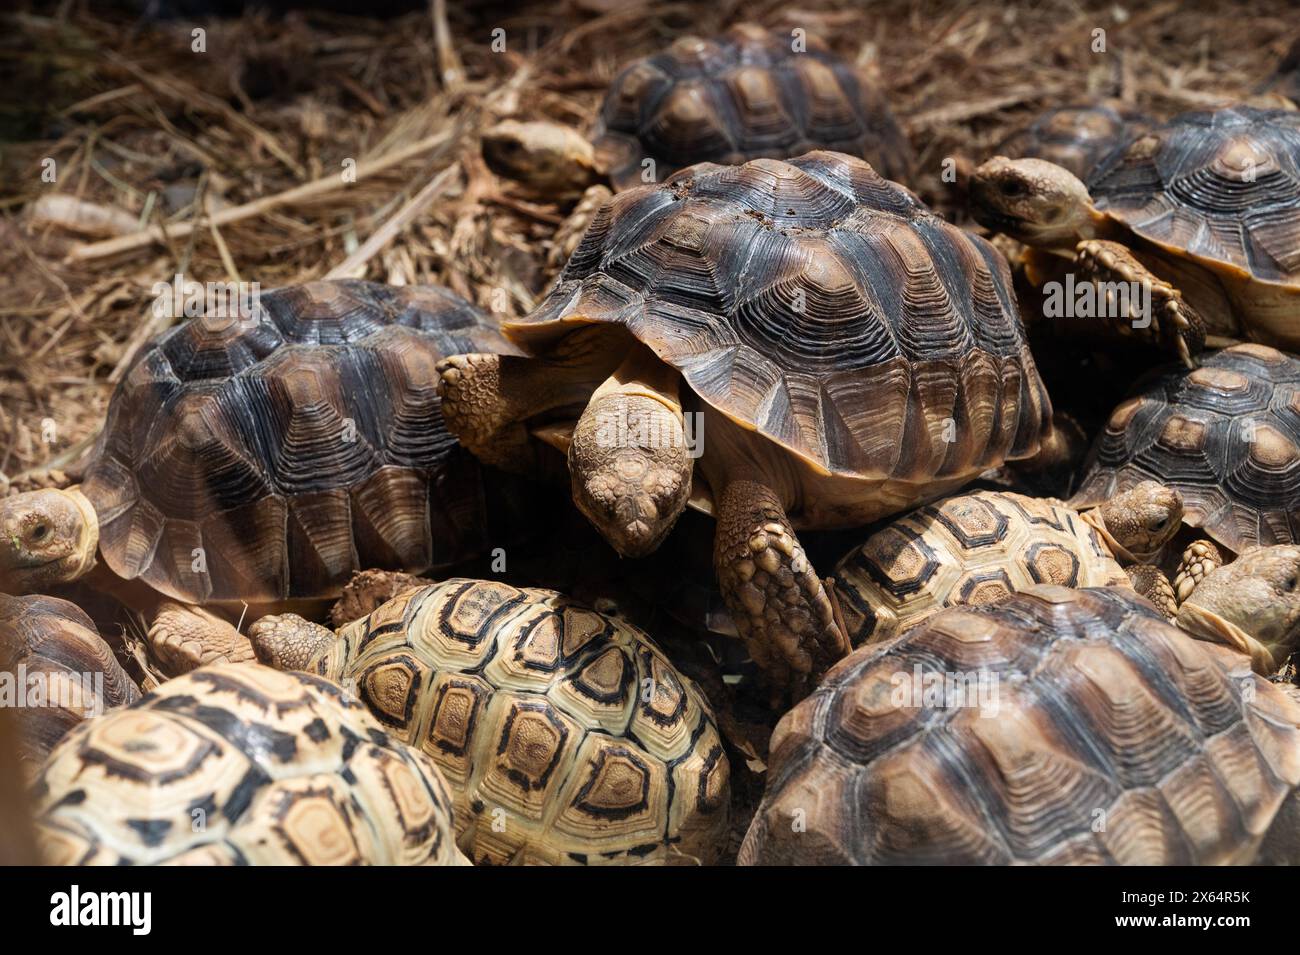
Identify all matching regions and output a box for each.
[510,152,1051,481]
[593,24,912,191]
[82,280,515,605]
[740,585,1300,865]
[1072,344,1300,552]
[32,664,466,865]
[0,594,140,767]
[1089,106,1300,284]
[994,101,1152,181]
[308,579,730,865]
[833,491,1130,647]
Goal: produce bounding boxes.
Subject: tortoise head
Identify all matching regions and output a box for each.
[969,156,1095,249]
[1177,545,1300,674]
[1096,480,1183,561]
[481,120,598,195]
[0,489,99,594]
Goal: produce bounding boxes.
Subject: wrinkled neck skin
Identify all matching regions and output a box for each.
[1176,601,1278,676]
[1079,506,1144,564]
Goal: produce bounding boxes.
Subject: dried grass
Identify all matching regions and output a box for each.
[0,0,1295,483]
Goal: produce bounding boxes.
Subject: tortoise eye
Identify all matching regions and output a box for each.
[999,179,1027,197]
[29,523,48,542]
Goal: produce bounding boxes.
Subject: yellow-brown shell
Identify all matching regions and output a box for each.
[306,579,730,865]
[832,491,1130,646]
[740,585,1300,865]
[83,280,514,606]
[1090,106,1300,286]
[32,664,467,865]
[1072,344,1300,552]
[508,152,1052,493]
[0,594,140,769]
[593,24,912,191]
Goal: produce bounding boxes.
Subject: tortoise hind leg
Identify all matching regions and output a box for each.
[713,479,849,698]
[1074,240,1206,368]
[147,602,255,678]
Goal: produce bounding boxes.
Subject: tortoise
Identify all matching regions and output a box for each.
[0,593,140,770]
[993,100,1153,181]
[1071,343,1300,556]
[481,24,913,198]
[739,583,1300,865]
[830,482,1182,647]
[970,106,1300,365]
[247,578,731,866]
[0,280,516,678]
[435,152,1054,691]
[32,663,468,866]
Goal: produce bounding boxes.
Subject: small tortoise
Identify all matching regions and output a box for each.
[1072,344,1300,554]
[994,100,1153,181]
[33,663,467,866]
[249,578,731,865]
[740,584,1300,865]
[971,106,1300,364]
[482,24,913,197]
[0,280,515,677]
[436,152,1053,691]
[831,483,1181,646]
[0,593,140,770]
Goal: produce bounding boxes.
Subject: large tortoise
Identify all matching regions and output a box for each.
[831,483,1181,646]
[248,578,731,865]
[33,663,468,865]
[993,100,1153,181]
[0,280,515,675]
[0,593,140,770]
[970,106,1300,365]
[740,583,1300,865]
[1072,344,1300,554]
[436,152,1053,690]
[482,24,913,197]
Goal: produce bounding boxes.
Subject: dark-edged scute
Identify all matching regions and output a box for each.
[994,101,1152,182]
[1089,107,1300,284]
[1073,344,1300,551]
[512,152,1049,478]
[82,280,515,605]
[593,25,912,191]
[740,586,1300,865]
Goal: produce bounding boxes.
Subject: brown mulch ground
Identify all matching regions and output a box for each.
[1,0,1295,485]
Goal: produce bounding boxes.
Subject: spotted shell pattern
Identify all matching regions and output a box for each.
[994,101,1151,181]
[740,585,1300,865]
[303,579,730,865]
[33,664,467,865]
[832,491,1130,647]
[593,24,912,191]
[1089,106,1300,285]
[1072,344,1300,552]
[510,152,1051,519]
[0,594,140,768]
[82,280,515,605]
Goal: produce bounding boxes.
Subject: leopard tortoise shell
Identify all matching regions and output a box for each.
[33,663,467,865]
[1072,344,1300,553]
[250,579,731,865]
[740,585,1300,865]
[82,279,513,605]
[832,490,1131,647]
[0,593,140,770]
[593,23,913,191]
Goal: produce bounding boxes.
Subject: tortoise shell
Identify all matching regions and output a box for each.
[740,585,1300,865]
[1071,344,1300,552]
[508,152,1051,522]
[994,101,1151,181]
[296,579,730,865]
[832,490,1130,647]
[1088,106,1300,286]
[32,663,466,865]
[82,280,515,606]
[593,24,912,191]
[0,593,140,769]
